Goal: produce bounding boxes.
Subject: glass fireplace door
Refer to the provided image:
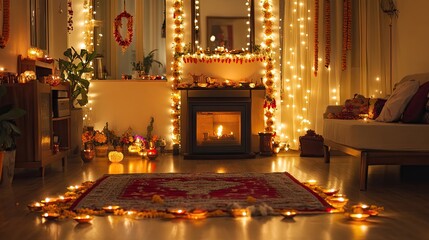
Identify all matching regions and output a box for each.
[196,111,241,147]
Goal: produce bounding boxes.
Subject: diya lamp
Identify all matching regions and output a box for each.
[188,209,208,220]
[74,215,94,224]
[41,197,57,205]
[42,212,60,220]
[280,209,297,219]
[102,205,121,213]
[328,196,349,209]
[168,208,187,216]
[348,213,370,221]
[305,179,317,187]
[231,208,251,218]
[27,202,44,212]
[67,185,81,192]
[323,188,339,196]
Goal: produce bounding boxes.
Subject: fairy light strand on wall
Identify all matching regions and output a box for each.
[170,0,184,144]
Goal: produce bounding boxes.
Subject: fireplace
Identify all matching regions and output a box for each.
[180,89,264,159]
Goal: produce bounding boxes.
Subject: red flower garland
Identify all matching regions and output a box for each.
[114,11,133,51]
[67,0,73,33]
[0,0,10,49]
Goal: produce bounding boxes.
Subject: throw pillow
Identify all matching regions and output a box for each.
[368,98,387,119]
[402,81,429,123]
[375,79,420,122]
[343,94,370,118]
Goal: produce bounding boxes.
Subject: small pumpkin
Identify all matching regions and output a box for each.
[108,151,124,163]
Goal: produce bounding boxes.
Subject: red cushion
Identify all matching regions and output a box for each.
[402,81,429,123]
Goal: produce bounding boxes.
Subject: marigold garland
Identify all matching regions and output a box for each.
[114,11,134,52]
[341,0,352,71]
[314,0,319,77]
[0,0,10,49]
[324,0,331,68]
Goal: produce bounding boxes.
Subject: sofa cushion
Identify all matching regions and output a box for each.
[376,79,420,122]
[402,81,429,123]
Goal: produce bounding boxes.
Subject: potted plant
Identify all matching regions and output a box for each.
[143,49,163,75]
[58,47,97,107]
[0,85,26,184]
[93,130,108,157]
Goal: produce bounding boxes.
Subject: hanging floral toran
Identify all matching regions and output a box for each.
[325,0,331,69]
[342,0,352,71]
[314,0,319,77]
[67,0,73,33]
[114,1,133,52]
[0,0,10,49]
[261,0,276,133]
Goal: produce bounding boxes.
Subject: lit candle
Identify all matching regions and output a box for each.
[188,209,208,220]
[231,208,251,218]
[323,188,339,196]
[168,208,187,216]
[27,202,44,211]
[306,179,317,186]
[74,215,94,223]
[349,213,370,221]
[102,205,120,213]
[328,197,349,209]
[280,209,297,218]
[42,212,60,220]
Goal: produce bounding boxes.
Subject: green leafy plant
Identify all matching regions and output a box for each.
[0,85,26,151]
[143,49,163,74]
[58,47,97,107]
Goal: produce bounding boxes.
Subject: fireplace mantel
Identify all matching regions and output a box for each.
[180,88,265,158]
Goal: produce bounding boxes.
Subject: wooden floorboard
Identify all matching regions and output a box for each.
[1,151,428,240]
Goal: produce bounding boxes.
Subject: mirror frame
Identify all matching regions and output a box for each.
[191,0,255,53]
[30,0,49,51]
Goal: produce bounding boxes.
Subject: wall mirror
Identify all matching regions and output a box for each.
[30,0,49,51]
[192,0,254,52]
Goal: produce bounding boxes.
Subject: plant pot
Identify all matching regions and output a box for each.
[81,149,95,162]
[1,150,16,186]
[95,145,109,157]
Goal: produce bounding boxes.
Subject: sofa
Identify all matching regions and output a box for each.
[323,73,429,191]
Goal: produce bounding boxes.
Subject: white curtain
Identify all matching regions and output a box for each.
[280,0,388,149]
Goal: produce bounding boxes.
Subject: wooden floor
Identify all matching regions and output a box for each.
[1,151,429,240]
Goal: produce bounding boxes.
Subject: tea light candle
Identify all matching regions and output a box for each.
[102,205,120,213]
[249,83,256,88]
[74,215,94,224]
[27,202,44,211]
[349,213,370,221]
[231,208,251,218]
[280,209,297,218]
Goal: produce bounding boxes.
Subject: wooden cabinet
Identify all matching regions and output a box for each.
[17,55,54,82]
[2,81,71,176]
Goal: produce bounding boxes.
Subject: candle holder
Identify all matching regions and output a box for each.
[74,215,94,224]
[322,188,339,196]
[168,208,187,217]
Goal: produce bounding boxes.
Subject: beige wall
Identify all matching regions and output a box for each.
[88,80,173,147]
[396,0,429,81]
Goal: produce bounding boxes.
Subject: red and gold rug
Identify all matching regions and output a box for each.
[70,172,333,214]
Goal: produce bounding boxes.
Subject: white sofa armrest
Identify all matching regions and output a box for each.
[323,105,343,119]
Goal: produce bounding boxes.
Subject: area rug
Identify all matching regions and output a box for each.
[70,172,333,213]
